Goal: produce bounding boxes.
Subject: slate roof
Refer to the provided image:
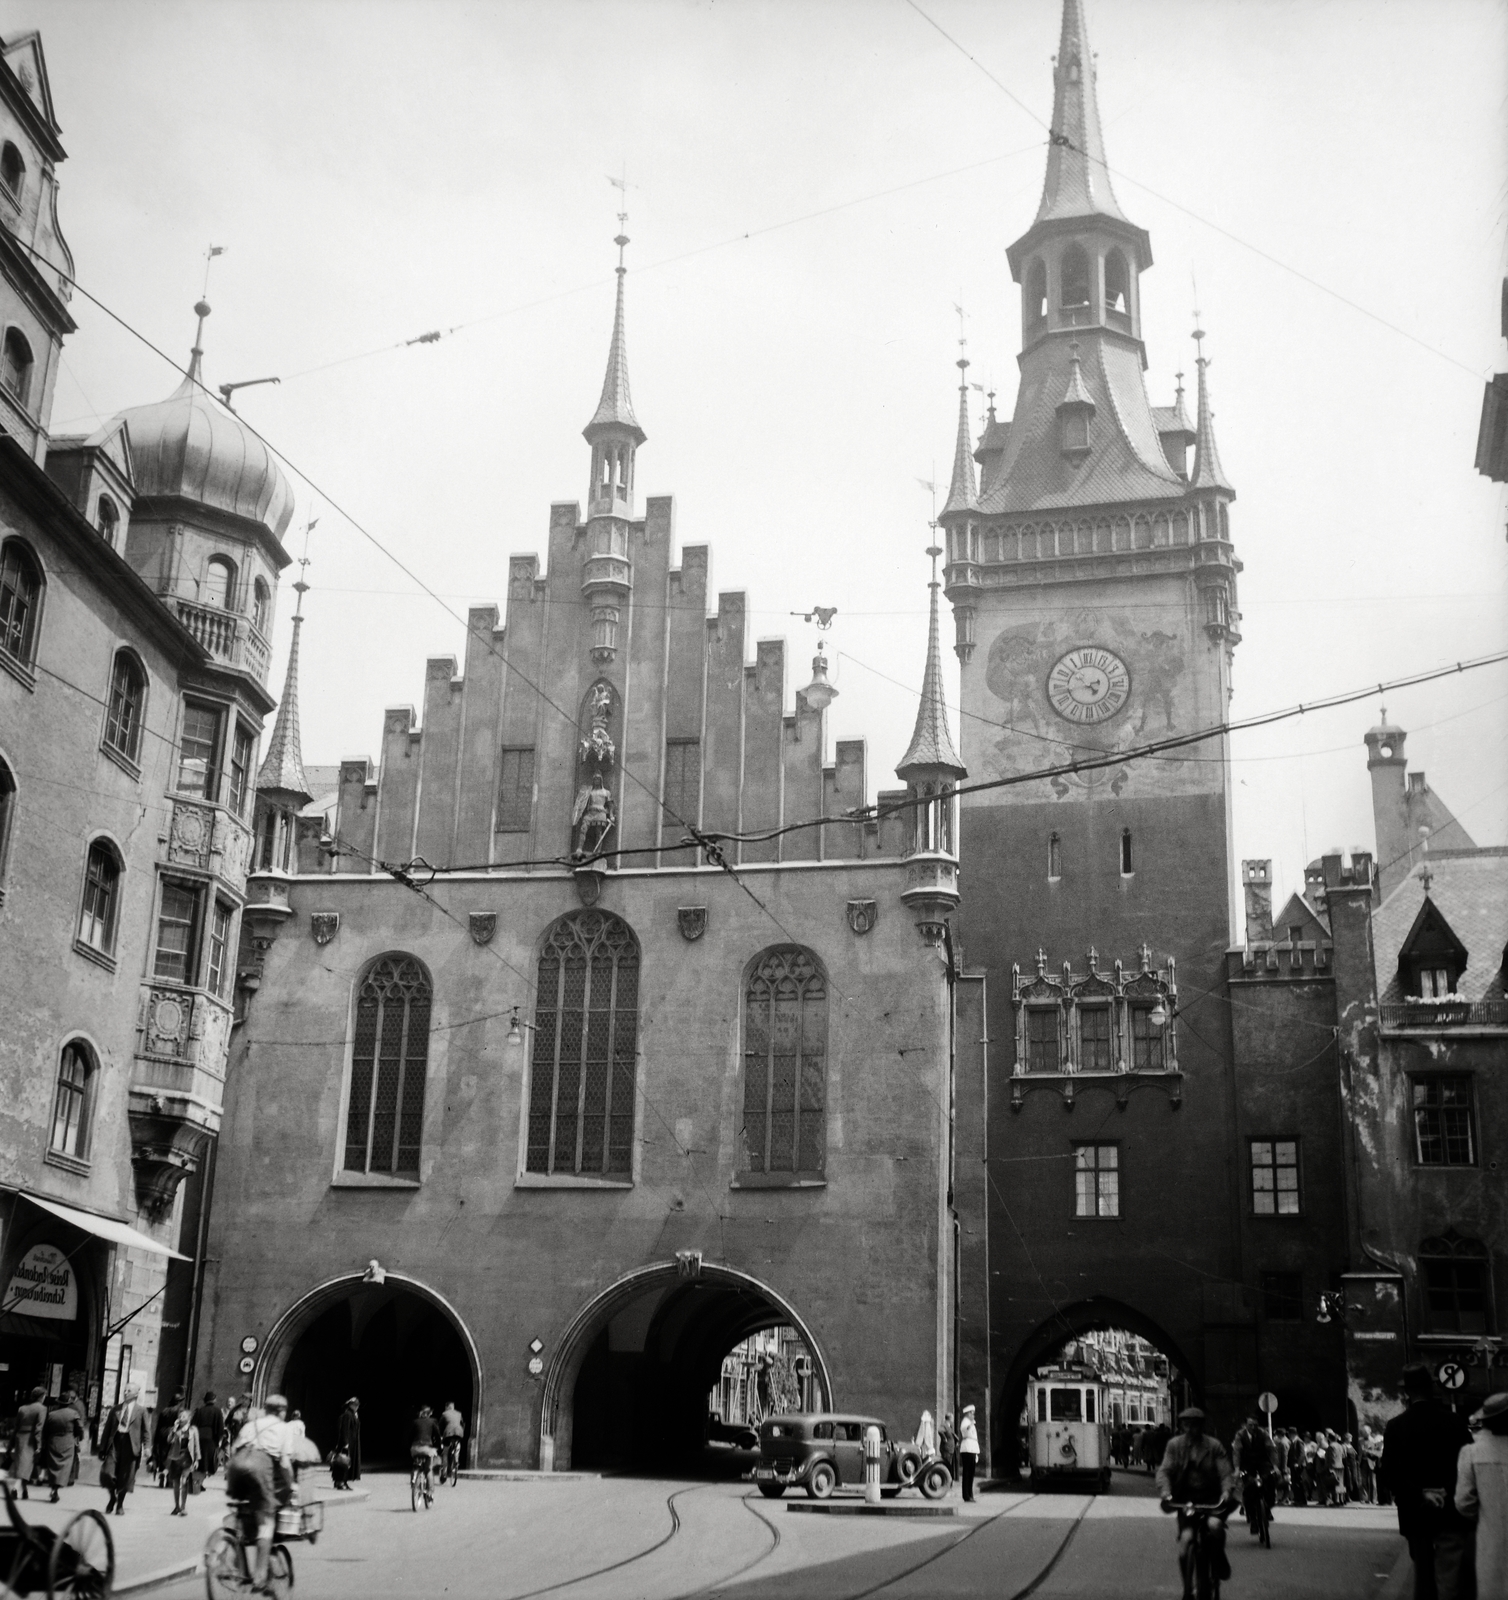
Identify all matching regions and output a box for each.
[1188,346,1234,494]
[256,614,312,802]
[897,580,965,779]
[1374,848,1508,1004]
[1152,401,1194,440]
[942,370,978,515]
[584,263,646,444]
[1033,0,1130,228]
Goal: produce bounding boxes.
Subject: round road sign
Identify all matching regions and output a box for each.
[1437,1362,1467,1391]
[1258,1391,1278,1414]
[237,1355,255,1375]
[240,1335,258,1355]
[527,1357,544,1376]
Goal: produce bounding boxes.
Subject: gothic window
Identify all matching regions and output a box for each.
[742,945,827,1177]
[0,142,23,198]
[663,738,701,831]
[1104,249,1131,318]
[1420,1235,1490,1335]
[1026,258,1048,328]
[1060,245,1091,313]
[1412,1076,1475,1166]
[496,746,535,833]
[527,913,639,1177]
[1026,1006,1060,1073]
[0,537,42,664]
[103,651,146,765]
[1129,1005,1164,1070]
[77,840,122,957]
[97,496,120,547]
[176,700,223,800]
[345,955,432,1177]
[1,328,33,407]
[203,556,236,611]
[50,1042,94,1161]
[1250,1139,1300,1215]
[1078,1004,1112,1071]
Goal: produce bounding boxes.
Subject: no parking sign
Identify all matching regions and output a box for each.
[1437,1362,1467,1391]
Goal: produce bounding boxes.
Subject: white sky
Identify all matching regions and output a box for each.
[19,0,1508,902]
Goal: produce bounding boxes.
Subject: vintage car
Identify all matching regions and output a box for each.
[705,1411,760,1452]
[753,1413,952,1500]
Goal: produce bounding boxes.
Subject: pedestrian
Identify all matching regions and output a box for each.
[1327,1430,1348,1506]
[9,1386,45,1501]
[190,1390,223,1481]
[98,1384,148,1515]
[914,1409,936,1458]
[151,1391,182,1488]
[331,1396,361,1489]
[958,1403,980,1502]
[1378,1362,1474,1600]
[1455,1392,1508,1600]
[164,1407,199,1516]
[1343,1432,1361,1504]
[1290,1432,1309,1506]
[1271,1428,1290,1503]
[40,1390,84,1504]
[1364,1425,1386,1504]
[938,1412,957,1478]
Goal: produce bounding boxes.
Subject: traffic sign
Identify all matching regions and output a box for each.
[237,1355,255,1375]
[1257,1391,1278,1414]
[1437,1362,1466,1391]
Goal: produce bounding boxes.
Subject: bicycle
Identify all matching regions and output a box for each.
[438,1438,462,1487]
[410,1451,435,1511]
[1167,1501,1231,1600]
[203,1500,293,1600]
[1241,1470,1272,1548]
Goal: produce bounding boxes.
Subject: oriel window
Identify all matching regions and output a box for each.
[176,701,223,800]
[153,880,201,984]
[227,725,256,817]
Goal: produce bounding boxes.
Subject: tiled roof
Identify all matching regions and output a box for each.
[1152,402,1194,439]
[256,615,312,802]
[942,371,978,515]
[1374,849,1508,1003]
[584,264,645,443]
[1188,346,1234,494]
[897,581,966,779]
[1033,0,1130,228]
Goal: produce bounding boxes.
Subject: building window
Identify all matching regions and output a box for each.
[1417,966,1454,998]
[1074,1143,1119,1217]
[227,724,256,817]
[1078,1005,1112,1071]
[103,651,146,765]
[1060,244,1091,312]
[50,1043,93,1161]
[97,496,119,547]
[1261,1271,1304,1321]
[1251,1139,1300,1215]
[1413,1076,1476,1166]
[176,700,223,800]
[496,746,535,833]
[663,738,701,831]
[0,142,23,198]
[527,913,639,1177]
[1026,258,1048,327]
[345,955,432,1177]
[205,901,234,998]
[202,556,236,611]
[742,945,828,1177]
[0,758,14,895]
[153,880,201,984]
[1027,1007,1060,1073]
[1061,408,1089,453]
[251,579,270,635]
[0,537,42,664]
[78,840,122,956]
[1048,831,1062,880]
[1420,1234,1489,1335]
[1129,1005,1164,1070]
[1120,829,1134,875]
[1,328,33,407]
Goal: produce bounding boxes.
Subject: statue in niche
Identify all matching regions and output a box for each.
[572,681,618,861]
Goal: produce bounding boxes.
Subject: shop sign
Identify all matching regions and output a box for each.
[5,1244,78,1321]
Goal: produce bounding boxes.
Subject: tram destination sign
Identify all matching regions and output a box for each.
[5,1244,78,1321]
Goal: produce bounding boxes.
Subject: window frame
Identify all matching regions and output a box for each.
[1411,1074,1477,1168]
[251,578,271,636]
[1026,1005,1061,1073]
[227,722,256,817]
[0,754,15,902]
[152,877,204,986]
[49,1041,94,1164]
[1128,1003,1165,1071]
[663,737,702,832]
[76,837,123,962]
[102,649,147,769]
[739,944,829,1184]
[205,900,235,998]
[1249,1137,1302,1217]
[97,495,120,547]
[343,953,433,1180]
[202,555,237,612]
[0,141,23,200]
[1073,1141,1120,1218]
[0,536,43,670]
[1077,1002,1113,1072]
[1419,1235,1491,1336]
[175,698,225,802]
[1,326,34,409]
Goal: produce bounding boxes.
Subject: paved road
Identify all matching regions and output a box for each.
[148,1472,1409,1600]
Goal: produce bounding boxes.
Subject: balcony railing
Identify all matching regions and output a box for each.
[1381,1000,1508,1030]
[174,597,271,685]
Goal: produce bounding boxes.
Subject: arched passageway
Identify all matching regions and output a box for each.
[542,1263,831,1474]
[260,1275,479,1469]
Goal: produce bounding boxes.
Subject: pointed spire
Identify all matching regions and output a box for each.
[898,544,966,780]
[942,357,978,514]
[1188,327,1234,493]
[1036,0,1128,226]
[256,570,312,804]
[1060,340,1095,410]
[584,232,646,445]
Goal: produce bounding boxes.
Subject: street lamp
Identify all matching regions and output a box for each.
[507,1005,537,1046]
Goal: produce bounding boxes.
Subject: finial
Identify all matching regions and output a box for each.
[186,298,211,384]
[608,170,631,273]
[1174,369,1185,400]
[291,514,317,623]
[1379,703,1387,723]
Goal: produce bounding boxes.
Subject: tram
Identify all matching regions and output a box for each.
[1027,1363,1112,1491]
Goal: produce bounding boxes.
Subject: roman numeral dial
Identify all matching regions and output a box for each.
[1046,647,1132,725]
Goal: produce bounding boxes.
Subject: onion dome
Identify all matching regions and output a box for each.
[115,301,295,540]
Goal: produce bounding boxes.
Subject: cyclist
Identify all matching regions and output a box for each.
[226,1393,295,1594]
[411,1405,441,1497]
[1232,1413,1279,1537]
[1157,1406,1238,1593]
[440,1401,464,1479]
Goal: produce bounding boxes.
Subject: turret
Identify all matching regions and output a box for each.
[939,356,980,662]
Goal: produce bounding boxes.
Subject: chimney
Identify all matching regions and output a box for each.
[1242,859,1273,944]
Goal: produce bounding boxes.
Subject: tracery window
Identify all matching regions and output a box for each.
[742,945,827,1176]
[527,913,638,1177]
[344,955,432,1177]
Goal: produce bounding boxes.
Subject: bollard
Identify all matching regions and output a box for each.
[864,1425,882,1505]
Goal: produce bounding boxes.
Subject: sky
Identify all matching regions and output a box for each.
[15,0,1508,906]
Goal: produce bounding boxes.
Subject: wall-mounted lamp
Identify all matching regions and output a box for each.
[1149,998,1170,1028]
[507,1006,538,1046]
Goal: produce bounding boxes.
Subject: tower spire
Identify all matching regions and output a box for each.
[1188,326,1233,492]
[1036,0,1128,226]
[942,354,978,515]
[898,542,966,780]
[584,228,645,443]
[256,534,312,805]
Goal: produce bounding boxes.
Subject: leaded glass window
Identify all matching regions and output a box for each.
[527,913,639,1176]
[345,955,432,1176]
[742,946,827,1176]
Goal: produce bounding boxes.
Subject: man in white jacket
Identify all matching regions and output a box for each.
[1455,1392,1508,1600]
[958,1404,980,1501]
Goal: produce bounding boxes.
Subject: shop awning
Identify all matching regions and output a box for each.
[13,1191,188,1261]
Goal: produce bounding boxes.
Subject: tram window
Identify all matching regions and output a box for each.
[1084,1390,1096,1424]
[1037,1389,1047,1422]
[1049,1388,1083,1422]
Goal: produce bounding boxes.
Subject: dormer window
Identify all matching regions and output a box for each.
[1397,897,1468,1000]
[1417,966,1454,999]
[0,142,23,200]
[97,496,119,547]
[1061,410,1089,453]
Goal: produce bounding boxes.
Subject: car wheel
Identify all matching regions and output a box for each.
[758,1483,785,1500]
[919,1462,952,1501]
[807,1462,837,1500]
[895,1448,923,1487]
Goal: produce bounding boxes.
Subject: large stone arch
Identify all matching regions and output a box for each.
[539,1261,834,1472]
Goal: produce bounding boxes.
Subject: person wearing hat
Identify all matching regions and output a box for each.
[9,1386,46,1500]
[1456,1392,1508,1599]
[227,1394,296,1592]
[332,1396,361,1489]
[1379,1363,1474,1600]
[1157,1407,1238,1587]
[957,1404,980,1502]
[98,1384,148,1515]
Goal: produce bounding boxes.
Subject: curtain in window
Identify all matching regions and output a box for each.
[345,956,431,1175]
[51,1043,92,1158]
[743,946,827,1175]
[527,913,639,1175]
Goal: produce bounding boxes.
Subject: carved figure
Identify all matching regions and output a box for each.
[572,778,616,860]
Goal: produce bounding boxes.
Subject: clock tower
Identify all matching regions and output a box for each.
[945,0,1248,1455]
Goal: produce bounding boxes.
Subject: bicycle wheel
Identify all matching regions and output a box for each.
[410,1472,421,1512]
[424,1471,434,1509]
[266,1544,294,1600]
[204,1529,251,1600]
[47,1509,114,1599]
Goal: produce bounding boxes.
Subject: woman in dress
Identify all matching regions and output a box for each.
[10,1387,46,1499]
[164,1408,199,1516]
[39,1390,84,1504]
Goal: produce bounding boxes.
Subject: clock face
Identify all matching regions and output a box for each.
[1046,647,1131,724]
